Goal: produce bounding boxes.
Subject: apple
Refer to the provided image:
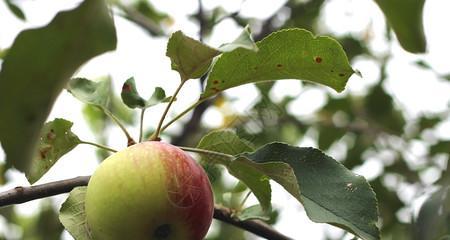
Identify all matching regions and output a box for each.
[85,141,214,240]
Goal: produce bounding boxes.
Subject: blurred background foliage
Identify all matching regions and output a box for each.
[1,0,449,239]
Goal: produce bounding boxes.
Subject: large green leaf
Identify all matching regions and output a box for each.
[414,186,450,240]
[0,0,116,174]
[374,0,426,53]
[239,142,379,240]
[166,27,257,81]
[59,186,93,240]
[28,118,80,184]
[201,28,354,99]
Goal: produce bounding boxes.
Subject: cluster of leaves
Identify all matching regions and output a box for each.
[0,0,449,240]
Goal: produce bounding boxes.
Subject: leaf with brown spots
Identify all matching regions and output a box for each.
[28,118,80,184]
[202,28,355,99]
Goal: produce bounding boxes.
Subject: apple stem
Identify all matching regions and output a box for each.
[79,140,118,153]
[138,108,146,142]
[104,109,136,146]
[150,80,187,141]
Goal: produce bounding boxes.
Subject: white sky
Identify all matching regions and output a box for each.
[1,0,450,239]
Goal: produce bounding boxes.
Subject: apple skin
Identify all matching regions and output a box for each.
[85,141,214,240]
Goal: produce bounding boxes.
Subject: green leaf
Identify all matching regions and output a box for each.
[197,130,254,157]
[120,77,168,109]
[414,186,450,240]
[226,159,276,211]
[236,204,271,221]
[166,31,220,80]
[202,28,354,99]
[67,78,112,109]
[166,27,257,81]
[218,26,258,52]
[240,142,379,240]
[197,130,274,210]
[120,77,146,108]
[5,0,26,20]
[374,0,426,53]
[28,119,80,184]
[0,0,116,174]
[59,186,93,240]
[146,87,169,107]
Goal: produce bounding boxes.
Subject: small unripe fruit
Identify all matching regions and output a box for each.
[85,141,214,240]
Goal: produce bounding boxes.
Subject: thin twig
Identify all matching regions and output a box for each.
[150,80,186,141]
[104,110,136,146]
[79,140,118,153]
[139,108,146,142]
[0,176,292,240]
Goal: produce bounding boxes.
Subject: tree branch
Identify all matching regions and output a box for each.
[0,176,90,206]
[0,176,292,240]
[214,205,293,240]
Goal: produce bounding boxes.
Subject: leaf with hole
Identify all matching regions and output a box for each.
[0,0,116,175]
[202,28,354,99]
[59,186,93,240]
[28,118,80,184]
